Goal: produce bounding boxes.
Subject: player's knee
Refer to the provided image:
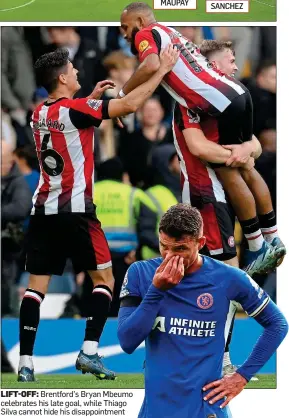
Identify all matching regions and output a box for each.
[27,274,50,295]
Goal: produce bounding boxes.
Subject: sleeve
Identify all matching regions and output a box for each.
[226,270,270,318]
[174,103,202,132]
[68,98,111,129]
[119,262,142,301]
[236,300,288,382]
[134,29,161,63]
[118,283,166,354]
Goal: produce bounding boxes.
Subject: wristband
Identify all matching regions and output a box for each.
[119,89,126,98]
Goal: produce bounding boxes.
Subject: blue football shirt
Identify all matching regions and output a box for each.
[120,256,270,418]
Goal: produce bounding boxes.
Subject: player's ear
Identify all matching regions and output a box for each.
[198,236,206,251]
[138,16,144,29]
[59,73,67,85]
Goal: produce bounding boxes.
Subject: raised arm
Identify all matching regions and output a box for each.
[119,28,161,96]
[108,45,178,118]
[118,255,184,354]
[120,54,160,96]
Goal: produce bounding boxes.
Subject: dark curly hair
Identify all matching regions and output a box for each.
[34,48,70,94]
[159,204,203,240]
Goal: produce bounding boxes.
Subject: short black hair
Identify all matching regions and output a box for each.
[34,48,70,94]
[13,145,39,170]
[159,204,203,240]
[97,157,124,182]
[124,2,153,14]
[256,59,276,77]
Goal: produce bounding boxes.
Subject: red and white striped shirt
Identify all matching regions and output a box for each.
[135,23,246,116]
[30,97,110,215]
[173,103,227,206]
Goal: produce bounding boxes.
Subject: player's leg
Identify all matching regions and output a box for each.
[213,92,278,276]
[18,274,51,382]
[18,215,65,382]
[69,213,115,380]
[240,167,286,264]
[198,199,238,374]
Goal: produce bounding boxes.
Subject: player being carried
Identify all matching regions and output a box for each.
[119,2,285,276]
[18,45,179,382]
[173,39,285,276]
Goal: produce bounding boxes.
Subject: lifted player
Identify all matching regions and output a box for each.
[174,39,285,277]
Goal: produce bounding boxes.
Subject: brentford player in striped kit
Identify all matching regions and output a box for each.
[18,46,179,382]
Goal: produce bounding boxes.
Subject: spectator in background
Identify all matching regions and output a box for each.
[103,51,137,99]
[47,27,107,97]
[1,28,36,146]
[245,61,276,151]
[13,145,40,230]
[120,97,172,188]
[1,141,32,316]
[2,110,17,151]
[243,60,276,212]
[102,51,137,134]
[149,144,181,202]
[93,157,159,316]
[13,145,39,193]
[142,144,181,260]
[174,26,203,44]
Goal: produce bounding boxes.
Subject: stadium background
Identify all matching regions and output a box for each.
[1,26,277,386]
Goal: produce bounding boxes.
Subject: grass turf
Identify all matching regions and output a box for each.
[1,373,276,389]
[0,0,276,22]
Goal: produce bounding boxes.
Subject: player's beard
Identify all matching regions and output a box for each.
[130,27,140,56]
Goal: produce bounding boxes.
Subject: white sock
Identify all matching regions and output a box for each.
[19,355,34,371]
[82,341,98,355]
[262,226,279,244]
[223,352,232,368]
[244,230,264,251]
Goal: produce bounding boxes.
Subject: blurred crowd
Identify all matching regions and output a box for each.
[1,26,277,319]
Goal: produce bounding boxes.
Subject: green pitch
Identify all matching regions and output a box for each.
[0,0,276,22]
[1,373,276,389]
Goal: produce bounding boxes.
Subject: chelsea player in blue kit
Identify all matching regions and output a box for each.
[117,204,288,418]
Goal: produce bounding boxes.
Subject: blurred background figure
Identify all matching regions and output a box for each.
[1,141,32,317]
[93,157,158,316]
[46,27,106,97]
[120,97,173,188]
[141,144,181,260]
[1,28,36,147]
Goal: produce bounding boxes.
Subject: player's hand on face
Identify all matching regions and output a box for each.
[153,255,184,291]
[202,372,247,409]
[223,143,252,167]
[159,44,180,74]
[88,80,116,100]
